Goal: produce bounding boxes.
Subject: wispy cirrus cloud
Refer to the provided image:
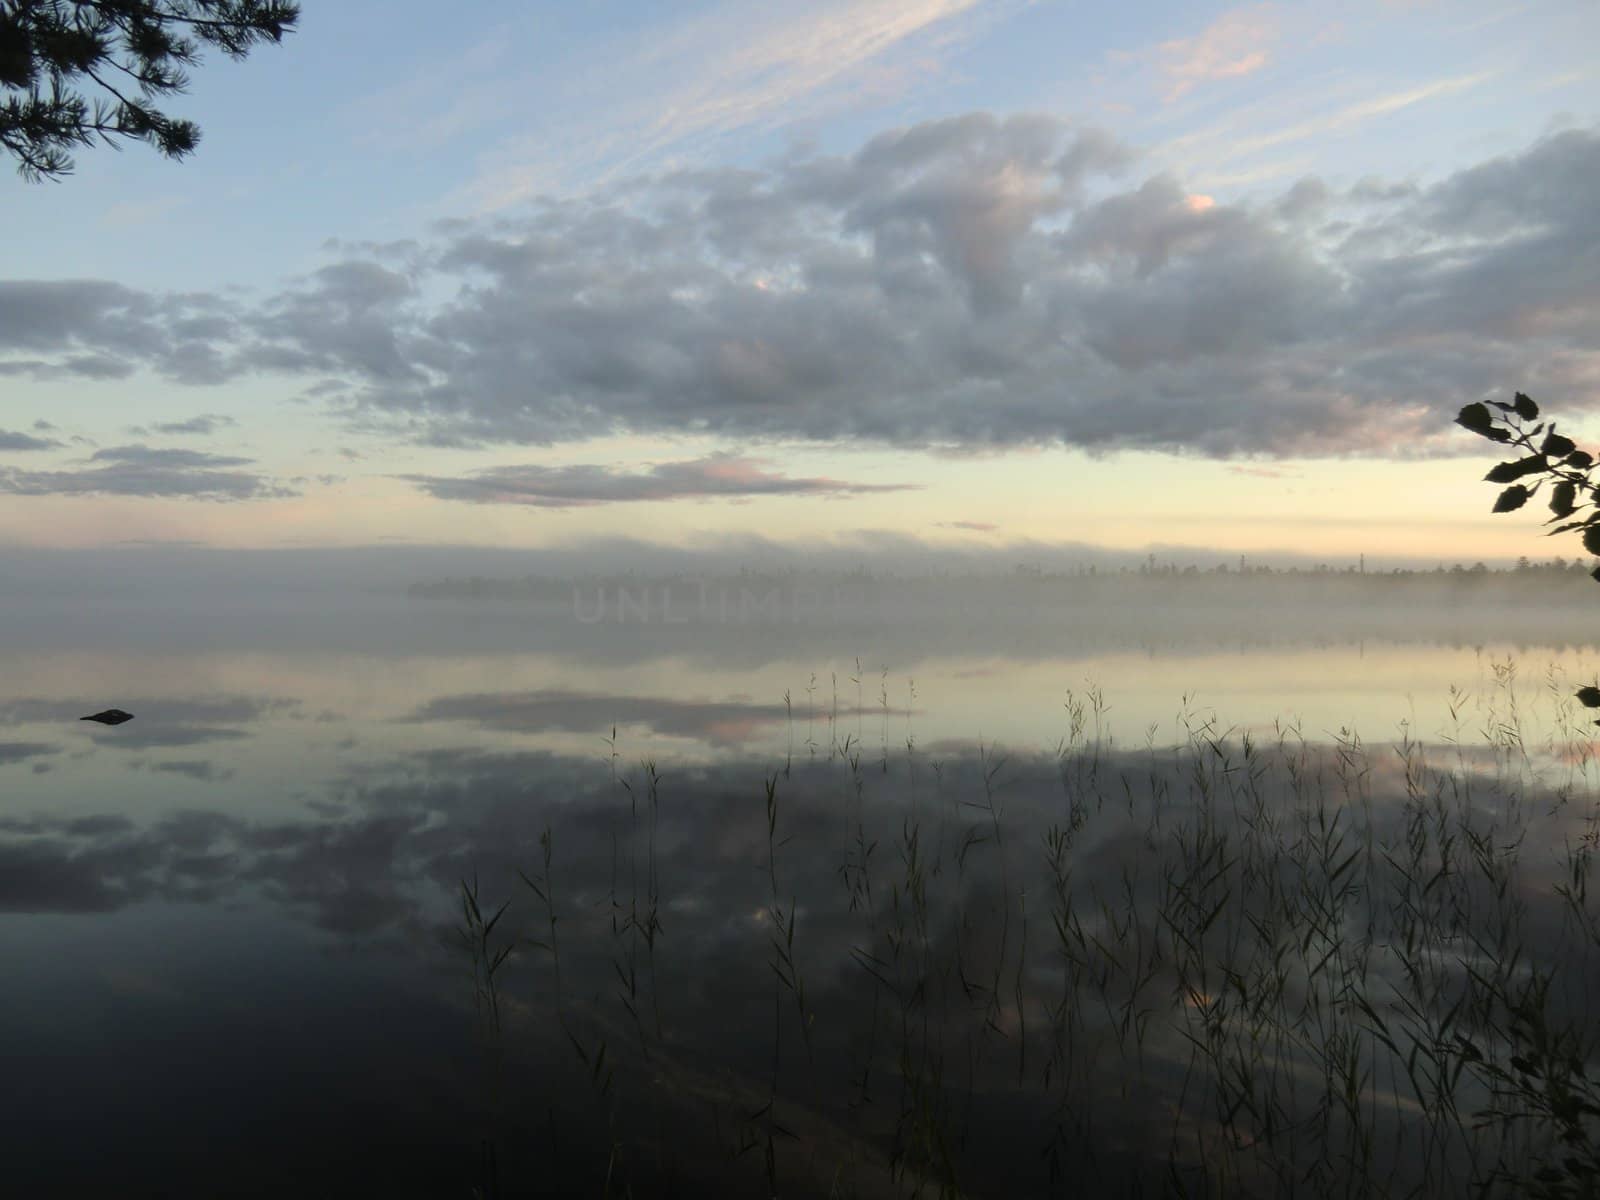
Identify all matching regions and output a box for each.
[456,0,1020,207]
[1161,68,1500,189]
[1200,70,1496,164]
[1226,464,1302,479]
[401,453,919,508]
[344,1,1018,210]
[1154,4,1278,101]
[623,0,994,148]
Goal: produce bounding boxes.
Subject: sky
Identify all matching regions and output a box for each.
[2,0,1598,565]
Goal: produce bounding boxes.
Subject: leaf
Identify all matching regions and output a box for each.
[1569,450,1595,469]
[1487,427,1513,442]
[1551,481,1578,518]
[1514,392,1539,420]
[1584,525,1600,557]
[1543,432,1577,457]
[1578,687,1600,709]
[1485,455,1547,483]
[1456,402,1496,435]
[1493,485,1530,513]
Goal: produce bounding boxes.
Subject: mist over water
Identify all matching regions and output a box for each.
[4,549,1599,1195]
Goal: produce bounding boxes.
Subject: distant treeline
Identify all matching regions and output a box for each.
[407,556,1600,601]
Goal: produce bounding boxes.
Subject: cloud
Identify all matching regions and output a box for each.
[90,726,250,750]
[410,688,902,746]
[126,414,239,437]
[450,0,1017,207]
[1155,5,1277,101]
[0,742,58,765]
[0,428,62,451]
[0,443,291,501]
[1167,70,1498,179]
[938,520,999,532]
[0,281,242,384]
[102,195,187,229]
[148,759,237,782]
[4,120,1598,458]
[0,838,151,912]
[0,695,288,749]
[1226,464,1301,479]
[411,689,792,746]
[401,453,918,507]
[90,444,255,468]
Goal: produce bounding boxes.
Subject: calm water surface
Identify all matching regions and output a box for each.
[4,589,1598,1196]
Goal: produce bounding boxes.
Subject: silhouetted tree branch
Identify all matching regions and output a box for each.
[1458,391,1600,718]
[0,0,298,181]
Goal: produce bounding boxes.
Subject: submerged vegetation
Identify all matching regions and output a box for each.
[455,661,1600,1198]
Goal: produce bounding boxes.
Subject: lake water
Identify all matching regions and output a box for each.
[5,574,1600,1196]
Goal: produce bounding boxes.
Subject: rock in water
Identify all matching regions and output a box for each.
[81,709,134,725]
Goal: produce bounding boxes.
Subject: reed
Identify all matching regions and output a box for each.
[457,662,1600,1198]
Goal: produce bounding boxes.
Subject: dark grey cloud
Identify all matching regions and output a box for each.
[0,807,251,913]
[0,838,153,912]
[90,444,254,468]
[110,726,253,749]
[148,759,237,782]
[401,452,917,507]
[0,695,289,750]
[3,120,1597,456]
[0,428,62,451]
[0,443,291,501]
[0,814,135,837]
[0,281,242,385]
[126,414,239,437]
[0,741,57,764]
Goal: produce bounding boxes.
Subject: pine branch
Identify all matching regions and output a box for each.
[0,0,297,179]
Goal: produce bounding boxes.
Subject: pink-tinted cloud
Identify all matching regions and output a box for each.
[1226,464,1302,479]
[1158,5,1276,101]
